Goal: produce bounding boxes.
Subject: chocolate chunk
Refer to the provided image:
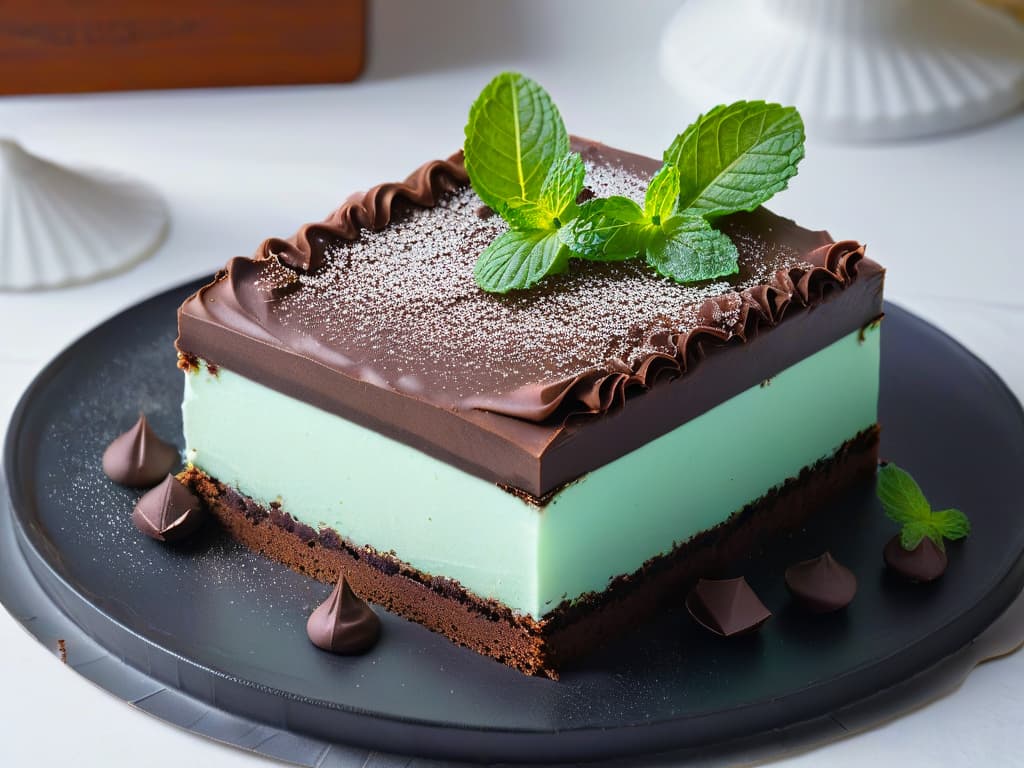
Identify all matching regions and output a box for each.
[102,413,179,487]
[686,577,771,636]
[474,204,494,219]
[884,535,947,582]
[785,552,857,612]
[132,474,205,543]
[576,186,595,203]
[307,575,381,654]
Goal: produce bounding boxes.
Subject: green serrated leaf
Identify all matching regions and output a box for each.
[645,216,739,283]
[560,196,648,261]
[664,101,805,219]
[877,463,932,526]
[474,229,568,293]
[932,509,971,541]
[501,200,553,231]
[644,165,680,223]
[879,463,971,551]
[900,520,937,552]
[539,151,585,224]
[464,72,569,217]
[500,152,584,231]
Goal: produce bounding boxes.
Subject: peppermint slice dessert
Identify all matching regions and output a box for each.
[175,73,884,678]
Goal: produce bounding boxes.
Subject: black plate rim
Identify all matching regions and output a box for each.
[4,488,1018,768]
[4,280,1024,763]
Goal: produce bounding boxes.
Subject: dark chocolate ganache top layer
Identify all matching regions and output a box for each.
[177,140,883,496]
[264,173,820,409]
[179,142,855,421]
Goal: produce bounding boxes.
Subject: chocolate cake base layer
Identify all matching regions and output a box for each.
[179,426,879,679]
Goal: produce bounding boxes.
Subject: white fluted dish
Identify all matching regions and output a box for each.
[660,0,1024,142]
[0,139,169,291]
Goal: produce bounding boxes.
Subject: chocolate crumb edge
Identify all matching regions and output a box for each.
[177,426,878,676]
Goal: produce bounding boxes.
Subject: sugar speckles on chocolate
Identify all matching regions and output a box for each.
[273,162,811,403]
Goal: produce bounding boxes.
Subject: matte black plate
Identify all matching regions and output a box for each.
[4,281,1024,764]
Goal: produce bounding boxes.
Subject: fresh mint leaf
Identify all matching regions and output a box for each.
[501,200,554,231]
[900,520,933,551]
[646,216,739,283]
[503,151,585,230]
[877,463,971,552]
[561,197,648,261]
[877,463,932,526]
[563,173,738,282]
[644,165,680,223]
[473,229,568,293]
[539,151,585,225]
[664,101,804,219]
[464,72,569,218]
[932,509,971,541]
[464,76,806,294]
[464,75,582,293]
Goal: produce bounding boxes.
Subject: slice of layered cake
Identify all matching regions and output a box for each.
[176,75,884,677]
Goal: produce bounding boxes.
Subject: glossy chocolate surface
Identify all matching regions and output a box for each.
[176,141,884,496]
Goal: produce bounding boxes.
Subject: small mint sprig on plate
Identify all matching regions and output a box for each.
[563,101,805,282]
[877,463,971,551]
[464,72,584,293]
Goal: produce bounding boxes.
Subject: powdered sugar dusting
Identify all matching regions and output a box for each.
[271,162,811,401]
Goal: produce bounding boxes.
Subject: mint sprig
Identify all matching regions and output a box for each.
[464,72,569,215]
[562,102,798,282]
[877,463,971,552]
[563,163,739,282]
[665,101,805,219]
[503,150,585,231]
[561,196,647,261]
[644,164,680,223]
[464,73,582,293]
[463,73,804,292]
[474,229,567,293]
[646,217,739,283]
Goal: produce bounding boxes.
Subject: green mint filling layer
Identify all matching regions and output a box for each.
[183,326,880,618]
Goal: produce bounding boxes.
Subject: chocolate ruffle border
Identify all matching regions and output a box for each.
[463,241,867,421]
[260,153,468,273]
[187,151,868,425]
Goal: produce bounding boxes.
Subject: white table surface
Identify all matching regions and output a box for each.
[2,1,1023,765]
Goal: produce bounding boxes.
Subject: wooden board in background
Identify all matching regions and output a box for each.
[0,1,365,94]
